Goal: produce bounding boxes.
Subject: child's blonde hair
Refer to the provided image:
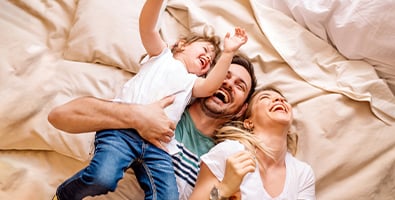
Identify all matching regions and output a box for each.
[171,25,221,65]
[140,26,221,66]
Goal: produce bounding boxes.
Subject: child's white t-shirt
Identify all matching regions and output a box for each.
[114,48,198,154]
[201,140,316,200]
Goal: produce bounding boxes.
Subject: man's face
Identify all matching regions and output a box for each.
[199,63,252,119]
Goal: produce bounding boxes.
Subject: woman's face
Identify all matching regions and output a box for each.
[249,89,293,127]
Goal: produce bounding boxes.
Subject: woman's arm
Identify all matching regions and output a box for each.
[189,162,220,200]
[189,151,256,200]
[47,96,176,148]
[297,165,316,200]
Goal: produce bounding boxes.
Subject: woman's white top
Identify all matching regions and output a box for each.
[201,140,316,200]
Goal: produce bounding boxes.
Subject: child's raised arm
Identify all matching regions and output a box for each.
[139,0,167,57]
[193,27,248,97]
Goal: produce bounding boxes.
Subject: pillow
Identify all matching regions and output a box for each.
[63,0,146,73]
[255,0,395,94]
[251,1,395,124]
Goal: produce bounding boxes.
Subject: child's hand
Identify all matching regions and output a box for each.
[223,27,248,53]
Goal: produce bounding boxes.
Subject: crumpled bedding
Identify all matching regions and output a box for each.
[257,0,395,94]
[0,0,394,199]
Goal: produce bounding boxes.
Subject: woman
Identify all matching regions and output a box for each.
[189,87,316,200]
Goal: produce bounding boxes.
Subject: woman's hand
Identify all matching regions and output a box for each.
[219,150,256,198]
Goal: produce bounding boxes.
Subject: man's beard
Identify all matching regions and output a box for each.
[199,98,240,120]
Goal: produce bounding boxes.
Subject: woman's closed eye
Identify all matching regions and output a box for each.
[258,95,270,101]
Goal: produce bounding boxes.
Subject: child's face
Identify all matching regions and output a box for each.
[177,41,216,76]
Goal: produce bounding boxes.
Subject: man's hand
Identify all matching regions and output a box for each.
[133,95,176,150]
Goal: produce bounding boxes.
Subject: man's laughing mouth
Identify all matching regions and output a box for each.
[214,90,230,103]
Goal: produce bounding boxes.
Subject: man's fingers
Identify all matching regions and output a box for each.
[151,138,171,153]
[169,122,176,132]
[162,134,172,143]
[151,140,166,151]
[159,95,175,108]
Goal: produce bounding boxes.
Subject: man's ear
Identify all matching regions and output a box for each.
[234,103,248,119]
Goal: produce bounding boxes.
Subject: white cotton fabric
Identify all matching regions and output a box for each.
[201,140,316,200]
[114,48,197,154]
[254,0,395,94]
[1,0,395,199]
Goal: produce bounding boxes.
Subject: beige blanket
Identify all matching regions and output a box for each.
[1,0,394,199]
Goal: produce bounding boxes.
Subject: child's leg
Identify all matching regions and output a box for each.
[132,143,179,200]
[56,129,140,200]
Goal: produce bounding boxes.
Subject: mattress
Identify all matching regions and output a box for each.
[0,0,394,199]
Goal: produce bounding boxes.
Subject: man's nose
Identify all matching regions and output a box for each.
[222,78,233,90]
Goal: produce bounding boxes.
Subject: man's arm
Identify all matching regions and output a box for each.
[47,96,176,148]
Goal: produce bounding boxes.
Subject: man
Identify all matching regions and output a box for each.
[48,55,257,199]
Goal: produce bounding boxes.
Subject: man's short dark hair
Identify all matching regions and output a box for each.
[231,54,257,103]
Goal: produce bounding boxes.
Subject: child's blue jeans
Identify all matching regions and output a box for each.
[56,129,179,200]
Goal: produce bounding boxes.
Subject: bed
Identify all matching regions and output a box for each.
[1,0,394,199]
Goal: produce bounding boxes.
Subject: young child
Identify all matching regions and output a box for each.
[53,0,248,199]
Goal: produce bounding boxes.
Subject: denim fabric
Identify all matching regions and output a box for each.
[56,129,179,200]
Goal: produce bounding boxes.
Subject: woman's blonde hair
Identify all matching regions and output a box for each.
[214,87,299,160]
[214,121,276,159]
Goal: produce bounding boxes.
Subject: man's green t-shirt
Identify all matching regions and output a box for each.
[172,109,215,200]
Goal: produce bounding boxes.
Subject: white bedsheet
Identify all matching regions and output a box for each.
[0,0,394,199]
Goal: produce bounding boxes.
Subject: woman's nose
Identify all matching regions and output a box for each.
[273,97,285,102]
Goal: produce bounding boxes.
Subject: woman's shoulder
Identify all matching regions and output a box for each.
[286,153,310,165]
[214,139,245,151]
[284,153,316,198]
[204,140,245,158]
[285,153,315,180]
